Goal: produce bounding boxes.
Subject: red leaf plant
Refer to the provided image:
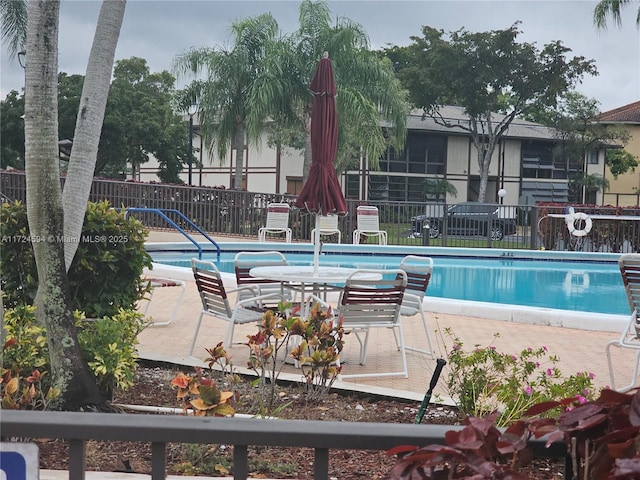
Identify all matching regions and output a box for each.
[386,389,640,479]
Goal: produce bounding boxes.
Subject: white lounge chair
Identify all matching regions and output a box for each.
[606,253,640,392]
[352,206,387,245]
[258,203,292,243]
[311,214,341,243]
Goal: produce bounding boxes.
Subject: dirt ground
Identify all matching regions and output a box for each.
[37,363,565,479]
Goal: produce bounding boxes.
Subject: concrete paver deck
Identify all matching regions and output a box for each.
[139,230,636,402]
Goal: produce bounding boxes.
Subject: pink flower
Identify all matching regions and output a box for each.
[542,346,548,352]
[577,396,587,403]
[588,372,595,379]
[511,355,517,361]
[525,386,533,395]
[452,343,461,351]
[546,368,553,376]
[535,362,540,368]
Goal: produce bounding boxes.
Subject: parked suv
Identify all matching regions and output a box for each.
[411,202,517,240]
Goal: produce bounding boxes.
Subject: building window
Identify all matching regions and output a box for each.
[521,141,564,180]
[588,150,599,165]
[286,177,303,195]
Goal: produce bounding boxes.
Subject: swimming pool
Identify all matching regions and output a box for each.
[146,242,628,318]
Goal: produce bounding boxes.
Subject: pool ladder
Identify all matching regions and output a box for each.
[123,207,220,260]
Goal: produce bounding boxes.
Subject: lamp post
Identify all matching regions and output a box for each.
[187,105,197,186]
[498,188,507,204]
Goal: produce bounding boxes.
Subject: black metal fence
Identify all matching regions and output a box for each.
[2,170,639,252]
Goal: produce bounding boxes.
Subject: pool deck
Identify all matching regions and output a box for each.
[138,230,637,403]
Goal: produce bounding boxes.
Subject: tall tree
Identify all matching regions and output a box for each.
[173,13,279,190]
[384,23,597,202]
[23,0,107,411]
[62,0,126,269]
[594,0,640,28]
[99,57,187,179]
[250,0,408,184]
[0,90,25,169]
[526,91,637,198]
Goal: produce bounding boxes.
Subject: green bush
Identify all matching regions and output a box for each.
[77,309,149,397]
[1,305,148,400]
[443,329,595,426]
[1,200,153,317]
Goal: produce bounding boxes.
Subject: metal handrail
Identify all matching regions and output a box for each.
[0,410,567,480]
[123,207,220,259]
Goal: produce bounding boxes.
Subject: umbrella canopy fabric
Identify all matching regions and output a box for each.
[294,55,347,216]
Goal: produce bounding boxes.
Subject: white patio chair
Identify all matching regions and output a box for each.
[234,251,296,306]
[190,259,283,355]
[336,269,408,379]
[352,206,387,245]
[311,214,341,243]
[258,203,292,242]
[399,255,435,358]
[606,253,640,391]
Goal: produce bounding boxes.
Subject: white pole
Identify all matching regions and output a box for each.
[313,213,321,275]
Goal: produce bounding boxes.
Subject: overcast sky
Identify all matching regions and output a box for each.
[1,0,639,112]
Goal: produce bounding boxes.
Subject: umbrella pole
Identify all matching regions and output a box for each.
[313,214,321,275]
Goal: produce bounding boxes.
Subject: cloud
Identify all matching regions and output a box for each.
[1,0,638,112]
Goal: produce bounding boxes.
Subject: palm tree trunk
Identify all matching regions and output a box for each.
[25,0,107,411]
[62,0,126,270]
[233,124,245,189]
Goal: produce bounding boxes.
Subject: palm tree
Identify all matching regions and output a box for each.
[422,177,458,203]
[173,14,279,190]
[5,0,126,409]
[571,172,610,204]
[62,0,126,269]
[24,0,108,411]
[0,0,27,61]
[594,0,640,28]
[248,0,409,184]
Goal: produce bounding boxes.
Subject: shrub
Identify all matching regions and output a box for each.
[77,308,149,397]
[246,301,343,413]
[170,344,236,417]
[444,329,595,426]
[0,200,153,317]
[1,305,147,403]
[386,389,640,479]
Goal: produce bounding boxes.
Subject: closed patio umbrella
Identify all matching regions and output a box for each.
[295,53,347,274]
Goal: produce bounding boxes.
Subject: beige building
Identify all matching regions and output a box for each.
[137,106,608,205]
[597,101,640,207]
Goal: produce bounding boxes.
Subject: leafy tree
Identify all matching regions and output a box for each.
[384,23,597,202]
[526,91,637,198]
[594,0,640,28]
[173,13,279,190]
[0,90,25,169]
[606,148,638,178]
[57,73,84,142]
[250,0,408,183]
[99,57,188,180]
[20,0,125,411]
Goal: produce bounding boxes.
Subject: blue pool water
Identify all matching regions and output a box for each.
[148,244,628,316]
